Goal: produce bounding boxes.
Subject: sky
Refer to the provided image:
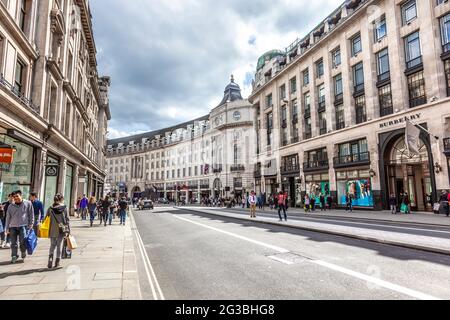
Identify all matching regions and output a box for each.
[90,0,343,139]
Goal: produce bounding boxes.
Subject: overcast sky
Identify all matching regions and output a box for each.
[90,0,343,139]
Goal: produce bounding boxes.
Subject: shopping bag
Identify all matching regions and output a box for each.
[0,219,3,234]
[433,203,440,212]
[25,230,38,255]
[67,235,78,250]
[61,238,72,260]
[38,216,50,238]
[400,203,407,213]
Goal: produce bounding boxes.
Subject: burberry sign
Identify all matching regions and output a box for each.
[379,113,421,129]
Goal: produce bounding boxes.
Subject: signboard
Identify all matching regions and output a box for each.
[45,165,59,177]
[78,177,86,183]
[0,147,14,171]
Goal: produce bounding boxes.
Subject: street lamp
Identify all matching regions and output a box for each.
[369,169,376,178]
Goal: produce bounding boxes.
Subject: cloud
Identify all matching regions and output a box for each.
[91,0,343,139]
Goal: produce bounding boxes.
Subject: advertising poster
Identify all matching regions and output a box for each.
[338,179,373,207]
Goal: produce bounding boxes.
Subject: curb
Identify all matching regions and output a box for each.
[177,207,450,256]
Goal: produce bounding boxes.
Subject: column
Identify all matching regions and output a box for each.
[57,157,67,195]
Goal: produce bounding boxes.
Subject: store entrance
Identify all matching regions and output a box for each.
[384,137,432,212]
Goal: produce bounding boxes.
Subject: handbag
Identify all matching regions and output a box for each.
[38,216,50,238]
[25,229,38,255]
[433,203,440,212]
[50,208,70,236]
[67,234,78,250]
[61,238,72,259]
[400,203,407,213]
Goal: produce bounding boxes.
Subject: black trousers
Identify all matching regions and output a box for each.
[278,205,287,220]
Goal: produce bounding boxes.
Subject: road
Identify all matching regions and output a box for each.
[132,207,450,300]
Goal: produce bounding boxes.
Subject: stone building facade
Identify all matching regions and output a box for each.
[0,0,110,213]
[250,0,450,211]
[106,77,256,203]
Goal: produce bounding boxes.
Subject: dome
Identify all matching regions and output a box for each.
[218,75,243,106]
[257,49,285,71]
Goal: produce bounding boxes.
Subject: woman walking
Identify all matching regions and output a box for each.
[46,194,70,269]
[88,196,97,227]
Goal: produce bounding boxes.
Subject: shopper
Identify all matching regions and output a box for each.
[319,193,326,211]
[118,197,128,225]
[88,196,97,227]
[389,194,398,214]
[439,190,449,217]
[4,190,34,264]
[29,192,44,236]
[402,192,411,214]
[46,194,70,268]
[277,191,287,221]
[80,195,88,220]
[304,194,310,213]
[249,191,257,218]
[0,194,13,248]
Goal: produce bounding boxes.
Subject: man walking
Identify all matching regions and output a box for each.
[249,191,257,218]
[29,192,44,236]
[389,194,398,214]
[80,195,88,220]
[118,197,128,226]
[5,190,34,264]
[277,191,287,221]
[1,194,13,248]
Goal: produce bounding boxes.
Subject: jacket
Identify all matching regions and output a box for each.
[32,200,45,225]
[46,205,70,238]
[80,198,88,209]
[5,200,34,230]
[389,197,397,206]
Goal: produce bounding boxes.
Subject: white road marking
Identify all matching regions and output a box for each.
[173,215,289,253]
[312,260,441,300]
[173,212,442,300]
[131,211,165,300]
[267,256,294,265]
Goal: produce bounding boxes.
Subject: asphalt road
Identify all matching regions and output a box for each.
[133,207,450,300]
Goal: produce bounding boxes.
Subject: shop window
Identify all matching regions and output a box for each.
[337,170,373,207]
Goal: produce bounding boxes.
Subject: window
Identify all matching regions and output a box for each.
[266,112,273,146]
[281,106,287,124]
[304,93,311,117]
[374,16,387,42]
[407,70,426,107]
[405,31,422,69]
[334,74,343,99]
[402,0,417,25]
[377,48,390,81]
[440,14,450,53]
[444,59,450,96]
[351,33,362,56]
[304,117,312,139]
[353,62,364,94]
[14,60,25,95]
[338,139,368,161]
[318,84,325,110]
[332,48,341,68]
[336,104,345,130]
[303,69,309,86]
[266,93,273,108]
[379,84,393,116]
[290,77,297,93]
[316,59,324,78]
[280,84,286,100]
[355,95,367,124]
[292,99,298,117]
[319,111,327,135]
[19,0,26,32]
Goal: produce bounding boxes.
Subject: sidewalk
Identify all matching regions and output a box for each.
[178,206,450,256]
[0,216,141,300]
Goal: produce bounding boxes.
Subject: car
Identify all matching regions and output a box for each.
[139,199,154,210]
[158,198,169,204]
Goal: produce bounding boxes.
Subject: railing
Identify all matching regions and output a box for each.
[213,165,223,173]
[356,113,367,124]
[444,138,450,155]
[334,152,370,167]
[304,132,312,140]
[0,74,40,114]
[406,56,423,71]
[303,160,329,171]
[336,122,346,130]
[380,107,393,117]
[230,164,245,172]
[409,96,427,108]
[280,164,300,175]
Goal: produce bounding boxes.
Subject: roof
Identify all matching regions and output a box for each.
[107,115,210,148]
[256,50,285,71]
[217,75,243,106]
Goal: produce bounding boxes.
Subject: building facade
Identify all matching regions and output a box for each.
[0,0,111,213]
[106,77,256,203]
[250,0,450,211]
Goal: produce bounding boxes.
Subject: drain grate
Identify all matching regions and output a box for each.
[267,252,312,265]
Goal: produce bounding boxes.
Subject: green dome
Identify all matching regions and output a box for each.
[257,50,285,71]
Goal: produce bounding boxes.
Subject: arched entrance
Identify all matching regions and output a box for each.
[213,178,222,198]
[382,136,434,211]
[131,186,142,199]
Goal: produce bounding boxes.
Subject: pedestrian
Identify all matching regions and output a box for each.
[80,195,88,220]
[402,192,411,214]
[326,194,333,210]
[389,194,398,214]
[277,191,287,221]
[242,195,246,209]
[108,197,116,225]
[319,193,326,211]
[439,190,449,217]
[88,196,97,227]
[29,192,44,237]
[4,190,34,264]
[310,194,316,212]
[75,197,81,218]
[248,191,257,218]
[304,194,310,213]
[345,193,353,213]
[261,193,266,211]
[118,197,128,225]
[0,194,13,248]
[46,194,70,269]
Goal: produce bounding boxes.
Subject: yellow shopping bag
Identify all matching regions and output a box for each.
[38,216,50,238]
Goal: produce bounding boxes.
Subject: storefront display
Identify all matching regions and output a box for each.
[305,173,330,205]
[337,169,373,207]
[0,135,34,202]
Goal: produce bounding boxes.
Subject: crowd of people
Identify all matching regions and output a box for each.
[75,194,129,227]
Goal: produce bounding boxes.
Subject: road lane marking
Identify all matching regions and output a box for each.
[173,215,289,253]
[312,260,441,300]
[267,256,294,265]
[131,211,165,300]
[174,212,441,300]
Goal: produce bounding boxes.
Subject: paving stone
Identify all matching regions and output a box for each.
[91,287,122,300]
[94,272,122,281]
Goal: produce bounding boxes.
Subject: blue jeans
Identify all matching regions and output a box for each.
[119,209,126,224]
[278,205,287,220]
[9,226,27,258]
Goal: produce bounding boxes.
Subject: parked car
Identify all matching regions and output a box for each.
[157,198,169,204]
[139,199,154,210]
